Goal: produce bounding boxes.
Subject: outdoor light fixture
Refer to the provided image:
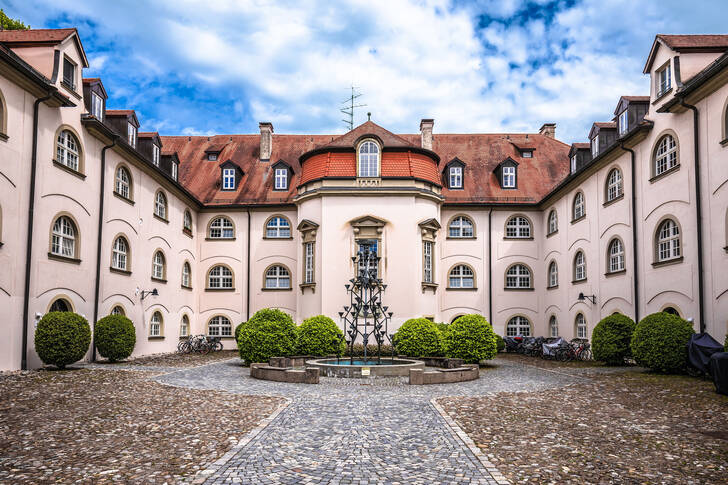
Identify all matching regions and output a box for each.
[140,288,158,300]
[578,292,596,304]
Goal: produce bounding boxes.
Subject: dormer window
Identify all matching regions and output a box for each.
[591,135,599,157]
[91,92,104,120]
[222,168,235,190]
[358,140,379,178]
[172,163,178,181]
[503,166,516,188]
[275,167,287,190]
[208,153,218,161]
[152,144,160,166]
[656,63,671,98]
[570,154,577,174]
[618,110,628,136]
[449,166,462,188]
[62,57,76,90]
[521,150,533,158]
[127,122,137,148]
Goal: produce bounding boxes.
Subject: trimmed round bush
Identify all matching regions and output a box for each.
[495,334,505,353]
[443,314,497,364]
[234,322,246,342]
[296,315,345,356]
[238,309,296,364]
[393,318,444,357]
[35,312,91,369]
[631,312,694,373]
[592,313,636,365]
[435,322,450,338]
[94,314,136,362]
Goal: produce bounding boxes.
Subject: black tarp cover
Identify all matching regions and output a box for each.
[709,352,728,395]
[687,333,724,374]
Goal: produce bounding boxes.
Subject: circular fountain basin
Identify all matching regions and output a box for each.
[306,358,424,378]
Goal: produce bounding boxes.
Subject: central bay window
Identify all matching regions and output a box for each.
[152,250,166,280]
[448,264,474,289]
[573,250,586,282]
[505,264,531,289]
[505,216,531,238]
[265,216,291,238]
[207,265,233,289]
[56,129,81,172]
[608,238,625,273]
[654,134,678,177]
[265,265,291,289]
[656,219,681,262]
[150,311,163,337]
[51,215,77,259]
[222,168,235,190]
[506,316,531,337]
[606,168,623,202]
[304,242,315,284]
[358,140,379,178]
[111,236,129,272]
[449,166,462,188]
[209,216,234,239]
[207,315,232,337]
[448,215,474,238]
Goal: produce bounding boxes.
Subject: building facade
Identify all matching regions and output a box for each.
[1,29,727,370]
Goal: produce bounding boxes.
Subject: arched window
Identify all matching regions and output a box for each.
[209,216,234,239]
[573,251,586,281]
[606,168,623,202]
[573,192,585,220]
[115,166,131,200]
[548,261,558,288]
[152,251,166,280]
[180,315,189,337]
[208,265,233,289]
[505,216,531,238]
[448,216,474,238]
[448,264,474,288]
[154,191,167,220]
[265,265,290,289]
[548,210,558,235]
[208,315,232,337]
[56,129,81,172]
[183,210,193,233]
[0,88,6,136]
[549,316,559,337]
[182,262,191,288]
[51,215,77,258]
[110,305,125,316]
[49,298,72,312]
[663,306,680,316]
[111,236,129,271]
[656,219,681,262]
[654,134,678,176]
[505,264,531,289]
[265,216,291,238]
[150,311,163,337]
[608,238,625,273]
[358,140,379,177]
[575,313,587,339]
[506,316,531,337]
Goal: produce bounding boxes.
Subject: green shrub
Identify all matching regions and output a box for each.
[237,309,296,364]
[435,322,450,337]
[443,314,497,364]
[34,312,91,369]
[495,334,505,352]
[631,312,694,373]
[94,315,136,362]
[393,318,444,357]
[296,315,345,356]
[234,322,246,342]
[592,313,636,365]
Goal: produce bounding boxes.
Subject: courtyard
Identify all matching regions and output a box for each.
[1,352,726,484]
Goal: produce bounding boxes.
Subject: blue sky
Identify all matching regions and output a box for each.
[4,0,725,143]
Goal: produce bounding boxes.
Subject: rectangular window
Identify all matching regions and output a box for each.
[357,239,378,276]
[423,240,433,283]
[570,155,577,174]
[618,110,628,136]
[172,163,178,181]
[275,168,287,190]
[91,92,104,120]
[222,168,235,190]
[521,150,532,158]
[152,144,160,166]
[449,166,462,188]
[127,123,136,148]
[304,242,314,284]
[208,153,218,161]
[62,57,75,90]
[656,64,671,97]
[502,166,515,188]
[591,135,599,157]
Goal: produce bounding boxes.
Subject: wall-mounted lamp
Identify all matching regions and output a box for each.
[578,292,596,304]
[140,288,158,300]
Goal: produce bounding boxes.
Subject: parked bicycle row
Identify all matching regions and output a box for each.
[504,336,592,362]
[176,334,224,354]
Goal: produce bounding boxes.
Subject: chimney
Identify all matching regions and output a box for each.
[539,123,556,139]
[420,119,434,150]
[259,122,273,161]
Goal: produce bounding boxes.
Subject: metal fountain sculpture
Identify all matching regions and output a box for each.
[338,246,395,364]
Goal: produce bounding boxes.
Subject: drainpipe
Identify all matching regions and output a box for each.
[246,208,251,321]
[91,135,118,362]
[620,143,639,324]
[20,91,54,370]
[488,207,493,324]
[679,98,706,333]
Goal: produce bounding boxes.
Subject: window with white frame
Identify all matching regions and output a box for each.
[183,210,192,232]
[274,167,288,190]
[172,163,178,181]
[152,144,160,166]
[115,166,131,199]
[266,216,291,238]
[502,165,516,188]
[606,168,623,202]
[112,236,128,271]
[152,251,165,280]
[506,316,531,337]
[56,130,81,172]
[549,315,558,337]
[358,141,379,177]
[208,153,218,161]
[423,240,433,283]
[619,110,628,136]
[505,216,531,238]
[654,135,678,176]
[222,168,235,190]
[591,134,599,157]
[208,265,233,289]
[208,315,232,337]
[154,191,167,219]
[182,262,191,288]
[656,219,681,262]
[570,154,577,173]
[521,150,533,158]
[111,305,125,316]
[548,210,558,234]
[265,265,290,289]
[304,242,315,284]
[91,92,104,120]
[127,122,137,148]
[575,313,587,339]
[548,261,558,288]
[449,265,474,288]
[51,216,76,258]
[180,315,189,337]
[448,216,474,238]
[505,264,531,289]
[573,192,585,220]
[608,238,625,273]
[574,251,586,281]
[209,217,234,239]
[449,166,462,188]
[656,63,671,97]
[150,311,162,337]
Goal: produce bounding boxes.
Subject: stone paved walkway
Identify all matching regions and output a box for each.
[154,358,585,485]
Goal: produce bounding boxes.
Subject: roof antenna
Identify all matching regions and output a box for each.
[340,84,366,131]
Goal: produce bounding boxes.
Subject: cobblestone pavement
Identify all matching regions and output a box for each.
[154,357,584,484]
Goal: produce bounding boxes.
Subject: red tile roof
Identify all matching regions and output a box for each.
[106,109,136,117]
[571,143,590,149]
[0,28,76,44]
[657,34,728,50]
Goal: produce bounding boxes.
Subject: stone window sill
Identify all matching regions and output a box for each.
[113,191,135,205]
[261,287,293,291]
[48,252,81,264]
[603,194,624,207]
[205,287,235,292]
[109,266,131,276]
[0,132,8,142]
[205,237,236,241]
[571,278,587,285]
[148,336,165,340]
[504,287,534,291]
[421,282,438,293]
[605,269,626,278]
[300,283,316,294]
[547,284,558,290]
[262,236,294,240]
[652,87,673,105]
[151,276,167,283]
[652,256,683,268]
[571,215,586,224]
[649,164,680,183]
[503,237,534,241]
[153,214,169,224]
[181,284,192,291]
[446,236,477,240]
[546,230,558,238]
[446,287,478,291]
[183,228,193,238]
[720,138,728,147]
[53,160,86,180]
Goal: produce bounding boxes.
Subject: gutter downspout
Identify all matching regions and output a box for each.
[246,208,251,321]
[91,136,118,362]
[21,91,54,370]
[488,207,493,324]
[679,98,706,333]
[621,143,639,324]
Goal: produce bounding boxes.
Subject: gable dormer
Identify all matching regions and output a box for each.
[568,143,591,174]
[161,152,180,181]
[443,158,465,189]
[493,157,519,189]
[271,160,293,191]
[105,110,140,148]
[138,132,163,166]
[613,96,649,137]
[82,78,107,121]
[204,144,226,161]
[587,122,617,158]
[510,141,534,158]
[219,160,244,191]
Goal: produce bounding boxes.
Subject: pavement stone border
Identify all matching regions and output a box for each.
[431,398,511,485]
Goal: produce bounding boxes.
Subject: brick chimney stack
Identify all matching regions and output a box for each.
[420,119,434,150]
[259,122,273,161]
[539,123,556,139]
